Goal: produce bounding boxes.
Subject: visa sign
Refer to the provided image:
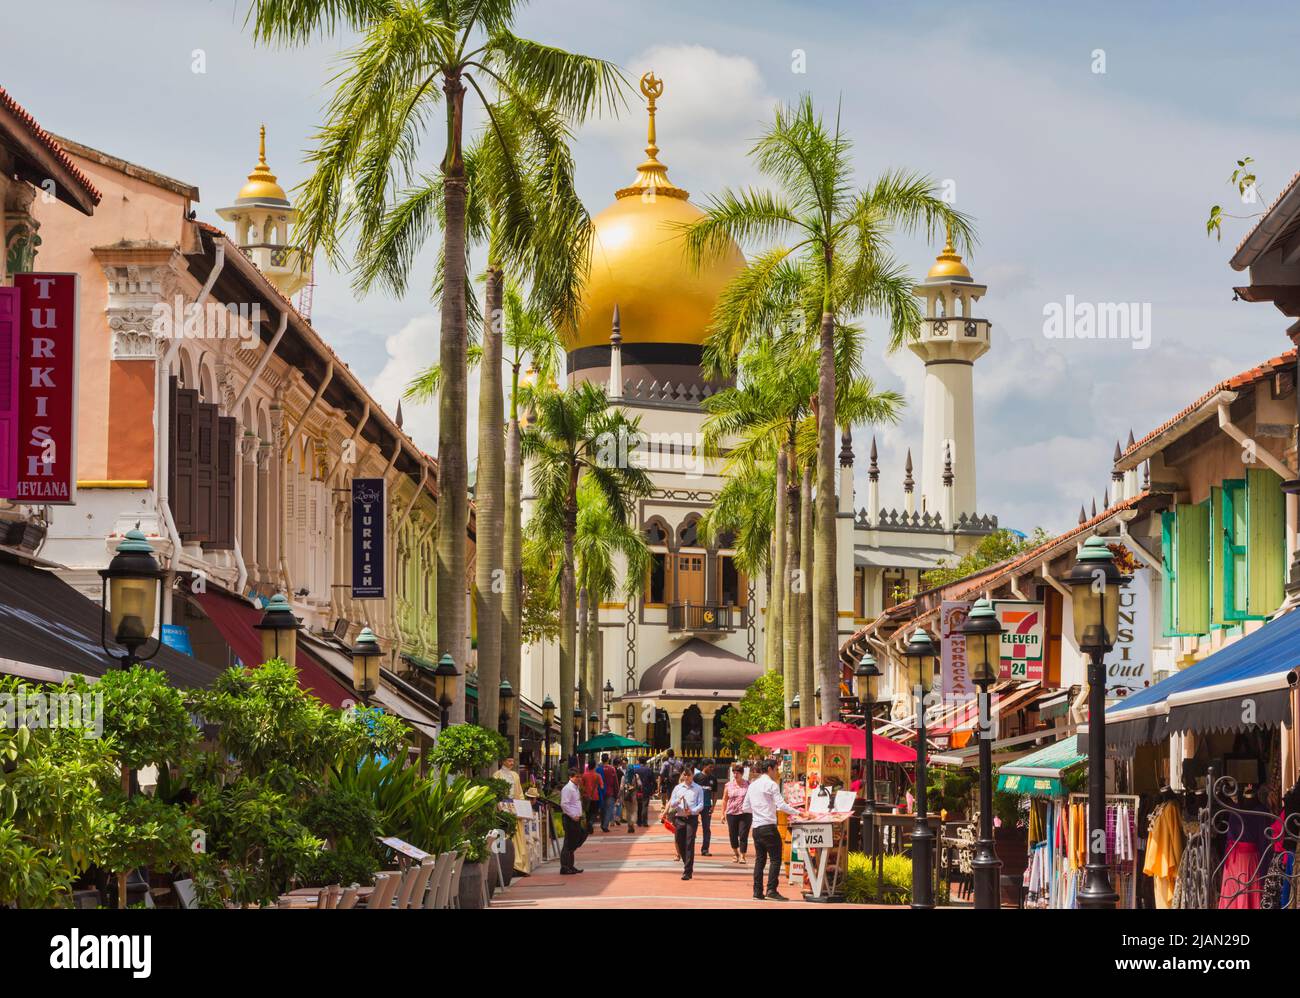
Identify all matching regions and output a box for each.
[993,600,1046,682]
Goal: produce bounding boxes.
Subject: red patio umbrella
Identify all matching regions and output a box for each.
[750,721,915,763]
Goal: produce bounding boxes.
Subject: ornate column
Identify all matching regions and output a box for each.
[240,433,259,583]
[256,442,273,588]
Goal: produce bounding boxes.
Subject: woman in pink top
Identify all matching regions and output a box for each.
[721,764,752,863]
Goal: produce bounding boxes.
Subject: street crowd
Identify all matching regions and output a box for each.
[556,751,808,900]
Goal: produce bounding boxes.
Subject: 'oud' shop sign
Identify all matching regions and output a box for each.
[0,274,79,504]
[351,477,386,599]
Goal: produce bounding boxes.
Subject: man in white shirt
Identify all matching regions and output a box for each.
[559,768,587,874]
[666,770,705,880]
[743,758,803,901]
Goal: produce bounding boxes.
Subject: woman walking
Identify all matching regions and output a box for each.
[722,763,752,864]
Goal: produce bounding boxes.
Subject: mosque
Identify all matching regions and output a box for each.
[518,74,1000,755]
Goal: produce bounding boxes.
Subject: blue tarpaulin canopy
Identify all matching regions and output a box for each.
[1100,608,1300,752]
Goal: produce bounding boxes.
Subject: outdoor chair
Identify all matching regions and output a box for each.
[402,858,436,909]
[336,886,359,910]
[448,853,466,909]
[426,851,456,909]
[173,879,198,910]
[317,884,343,909]
[365,872,400,910]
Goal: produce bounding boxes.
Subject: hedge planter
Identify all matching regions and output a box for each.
[458,860,489,909]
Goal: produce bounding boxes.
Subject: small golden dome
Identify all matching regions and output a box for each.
[927,230,971,280]
[236,125,289,204]
[569,74,744,351]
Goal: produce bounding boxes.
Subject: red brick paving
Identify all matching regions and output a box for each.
[493,807,889,909]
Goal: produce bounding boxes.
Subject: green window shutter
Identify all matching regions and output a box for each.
[1209,485,1228,627]
[1173,502,1210,635]
[1223,479,1248,619]
[1246,467,1285,616]
[1161,510,1178,636]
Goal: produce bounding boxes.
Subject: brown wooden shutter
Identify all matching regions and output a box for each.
[203,415,236,551]
[192,402,218,544]
[169,378,200,539]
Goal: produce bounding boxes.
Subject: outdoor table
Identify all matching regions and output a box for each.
[870,811,943,903]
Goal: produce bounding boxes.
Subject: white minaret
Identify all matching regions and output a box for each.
[910,234,991,519]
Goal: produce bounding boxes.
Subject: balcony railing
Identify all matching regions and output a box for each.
[667,602,741,633]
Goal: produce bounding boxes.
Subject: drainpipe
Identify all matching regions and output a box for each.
[1116,516,1165,577]
[1216,402,1296,482]
[327,402,369,481]
[231,308,288,414]
[157,242,223,607]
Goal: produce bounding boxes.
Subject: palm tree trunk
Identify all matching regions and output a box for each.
[764,549,776,676]
[576,585,589,746]
[502,407,522,752]
[815,307,839,725]
[589,607,602,730]
[782,469,800,725]
[772,448,788,689]
[475,265,505,735]
[559,522,577,762]
[436,107,469,723]
[799,462,816,725]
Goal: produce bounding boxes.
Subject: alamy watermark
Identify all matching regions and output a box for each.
[0,689,103,738]
[595,427,707,478]
[150,296,261,349]
[1042,295,1151,350]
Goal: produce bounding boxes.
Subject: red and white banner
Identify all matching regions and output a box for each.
[2,274,78,505]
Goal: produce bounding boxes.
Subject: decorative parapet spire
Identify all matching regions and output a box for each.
[1111,441,1123,482]
[839,427,853,467]
[903,449,914,493]
[868,436,879,482]
[1091,497,1098,518]
[942,442,954,487]
[1126,428,1136,450]
[1143,460,1151,490]
[1078,506,1087,525]
[615,72,689,201]
[1103,488,1110,508]
[608,304,623,399]
[395,399,404,430]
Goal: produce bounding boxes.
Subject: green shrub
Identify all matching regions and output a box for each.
[842,852,912,905]
[427,724,509,777]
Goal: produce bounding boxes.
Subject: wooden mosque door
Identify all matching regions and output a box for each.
[676,553,705,604]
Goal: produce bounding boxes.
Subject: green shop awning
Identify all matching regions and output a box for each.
[576,732,649,753]
[996,737,1086,798]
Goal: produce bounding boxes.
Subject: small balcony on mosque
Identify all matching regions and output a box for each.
[667,601,743,634]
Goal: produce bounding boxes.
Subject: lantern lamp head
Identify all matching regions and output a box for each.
[959,598,1004,687]
[350,626,381,698]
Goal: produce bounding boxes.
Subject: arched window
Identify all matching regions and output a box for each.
[676,514,701,548]
[713,705,733,755]
[653,708,671,750]
[681,704,704,753]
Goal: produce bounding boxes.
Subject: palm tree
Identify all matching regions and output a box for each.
[702,334,902,724]
[685,96,972,724]
[249,0,623,721]
[521,381,652,760]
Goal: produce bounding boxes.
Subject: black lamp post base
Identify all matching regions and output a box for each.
[911,826,936,910]
[971,841,1002,910]
[1078,865,1119,909]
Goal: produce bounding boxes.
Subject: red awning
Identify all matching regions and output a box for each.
[192,590,352,707]
[750,721,915,764]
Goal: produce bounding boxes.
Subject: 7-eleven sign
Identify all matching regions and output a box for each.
[994,601,1045,682]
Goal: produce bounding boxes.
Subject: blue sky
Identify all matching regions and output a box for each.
[6,0,1299,534]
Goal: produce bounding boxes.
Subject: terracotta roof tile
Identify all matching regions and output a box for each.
[0,86,101,205]
[1234,168,1300,259]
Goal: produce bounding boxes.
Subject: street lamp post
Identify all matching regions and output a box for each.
[541,694,556,792]
[432,653,459,731]
[602,680,614,732]
[960,598,1004,910]
[904,626,938,910]
[498,679,516,746]
[1062,536,1129,910]
[854,653,882,856]
[98,528,164,910]
[254,593,301,666]
[98,529,164,669]
[349,626,381,707]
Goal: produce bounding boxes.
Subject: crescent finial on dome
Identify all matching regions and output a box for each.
[616,71,687,200]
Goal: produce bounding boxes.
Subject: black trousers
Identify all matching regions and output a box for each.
[674,815,699,875]
[636,793,650,826]
[561,815,587,871]
[727,812,753,853]
[752,824,782,895]
[699,806,713,852]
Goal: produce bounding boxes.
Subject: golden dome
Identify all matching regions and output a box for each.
[236,125,289,204]
[568,73,744,352]
[927,229,971,281]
